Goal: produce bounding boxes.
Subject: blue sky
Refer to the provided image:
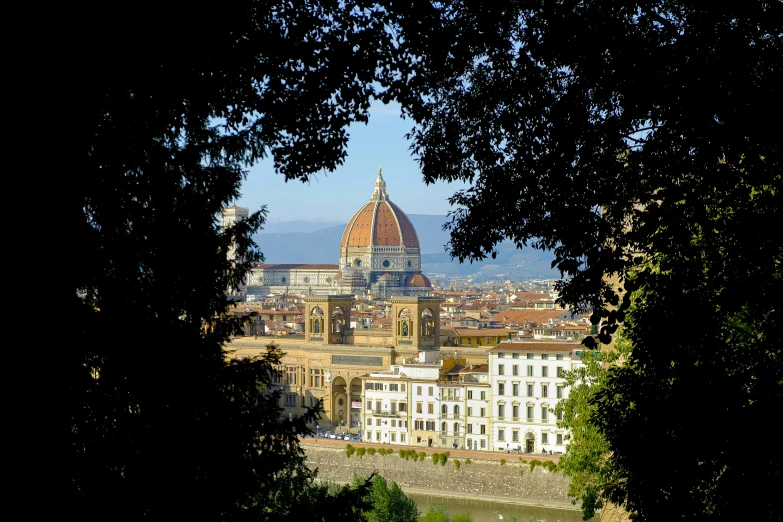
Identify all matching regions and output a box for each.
[235,100,471,224]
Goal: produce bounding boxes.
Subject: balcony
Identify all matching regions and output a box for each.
[439,413,461,420]
[371,410,401,417]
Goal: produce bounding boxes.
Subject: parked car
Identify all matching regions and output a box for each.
[350,435,361,441]
[325,431,336,439]
[343,434,351,440]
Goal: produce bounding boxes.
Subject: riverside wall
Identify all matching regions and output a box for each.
[302,442,574,508]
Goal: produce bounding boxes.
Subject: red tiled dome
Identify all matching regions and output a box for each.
[404,273,431,288]
[340,173,420,249]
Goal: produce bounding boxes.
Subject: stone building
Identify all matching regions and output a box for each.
[228,294,443,431]
[241,170,433,299]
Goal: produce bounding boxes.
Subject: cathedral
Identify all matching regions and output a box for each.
[234,170,433,299]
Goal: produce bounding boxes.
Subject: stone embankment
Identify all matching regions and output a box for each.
[301,439,575,509]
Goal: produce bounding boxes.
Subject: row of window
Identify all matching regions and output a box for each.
[497,429,564,445]
[498,353,565,360]
[496,404,561,422]
[366,400,407,412]
[284,393,320,408]
[365,382,406,392]
[413,420,438,431]
[497,364,565,377]
[366,431,407,443]
[275,366,326,388]
[366,418,408,428]
[497,382,564,398]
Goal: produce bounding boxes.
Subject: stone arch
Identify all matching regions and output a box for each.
[331,376,348,429]
[397,308,412,337]
[331,306,345,334]
[420,308,435,337]
[310,306,324,334]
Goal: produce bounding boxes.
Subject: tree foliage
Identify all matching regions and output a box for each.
[555,340,629,519]
[350,475,419,522]
[63,1,411,519]
[61,0,781,519]
[385,2,782,520]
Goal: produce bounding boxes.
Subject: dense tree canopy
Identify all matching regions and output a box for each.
[63,0,780,520]
[65,2,404,519]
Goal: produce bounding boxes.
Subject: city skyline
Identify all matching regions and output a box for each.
[236,100,471,224]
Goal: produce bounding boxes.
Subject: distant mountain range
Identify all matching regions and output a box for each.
[253,214,558,280]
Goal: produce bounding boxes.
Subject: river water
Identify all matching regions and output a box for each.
[408,492,592,522]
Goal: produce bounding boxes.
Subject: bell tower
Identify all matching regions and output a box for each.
[304,295,354,344]
[389,296,442,350]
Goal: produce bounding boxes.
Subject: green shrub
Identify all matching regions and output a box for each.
[418,451,426,462]
[542,460,558,472]
[452,514,473,522]
[528,459,541,472]
[500,458,506,466]
[367,448,376,456]
[432,452,440,464]
[345,444,355,458]
[356,447,366,458]
[454,459,461,470]
[519,457,527,463]
[465,458,472,464]
[439,453,448,466]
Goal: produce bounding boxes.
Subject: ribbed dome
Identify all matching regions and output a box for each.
[404,273,431,288]
[340,172,420,249]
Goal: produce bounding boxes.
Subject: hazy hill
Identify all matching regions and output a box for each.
[253,214,558,280]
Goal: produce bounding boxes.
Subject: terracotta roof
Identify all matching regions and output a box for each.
[341,200,419,248]
[459,363,489,373]
[404,273,432,288]
[492,310,565,324]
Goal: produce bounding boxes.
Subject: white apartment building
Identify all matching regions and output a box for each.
[464,381,491,451]
[488,341,584,454]
[410,378,440,447]
[361,350,441,446]
[437,383,465,449]
[362,374,411,445]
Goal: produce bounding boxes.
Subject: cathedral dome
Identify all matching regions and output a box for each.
[340,172,420,250]
[404,273,431,288]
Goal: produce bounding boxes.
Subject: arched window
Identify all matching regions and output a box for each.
[441,404,448,414]
[454,422,460,435]
[397,308,412,337]
[421,308,435,337]
[441,422,447,434]
[331,306,345,334]
[454,405,460,415]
